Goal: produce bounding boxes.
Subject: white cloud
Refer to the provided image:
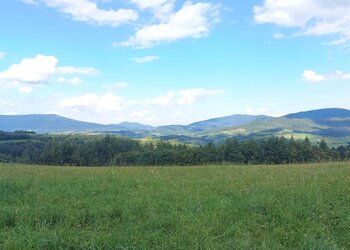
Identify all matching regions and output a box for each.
[59,93,123,112]
[133,56,160,64]
[59,93,98,108]
[56,66,100,75]
[0,51,5,60]
[57,76,66,83]
[68,77,83,85]
[130,0,172,10]
[0,55,99,84]
[146,88,224,106]
[146,91,176,106]
[178,88,224,105]
[0,55,58,83]
[333,70,350,80]
[56,88,225,125]
[254,0,350,44]
[302,70,326,83]
[22,0,138,27]
[302,69,350,83]
[119,1,220,48]
[129,0,174,21]
[56,76,83,85]
[0,54,99,92]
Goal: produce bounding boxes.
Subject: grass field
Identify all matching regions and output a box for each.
[1,163,349,249]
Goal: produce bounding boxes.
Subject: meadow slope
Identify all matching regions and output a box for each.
[1,163,349,249]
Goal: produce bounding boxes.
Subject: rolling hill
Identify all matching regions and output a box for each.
[0,114,153,133]
[0,114,272,134]
[0,108,349,146]
[152,115,272,135]
[215,108,350,146]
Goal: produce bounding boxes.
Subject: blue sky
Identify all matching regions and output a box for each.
[0,0,349,125]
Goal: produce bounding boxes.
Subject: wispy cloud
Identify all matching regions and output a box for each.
[133,56,160,64]
[21,0,138,27]
[0,51,5,60]
[56,66,100,75]
[145,88,224,106]
[302,70,350,83]
[104,82,129,92]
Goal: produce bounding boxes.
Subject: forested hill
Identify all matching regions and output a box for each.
[285,108,350,120]
[0,114,153,132]
[0,114,269,133]
[0,131,349,166]
[0,108,350,146]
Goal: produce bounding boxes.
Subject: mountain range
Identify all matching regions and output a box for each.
[1,108,349,146]
[0,113,271,133]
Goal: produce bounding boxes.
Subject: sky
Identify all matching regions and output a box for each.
[0,0,350,126]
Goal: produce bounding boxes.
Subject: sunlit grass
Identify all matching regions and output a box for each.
[1,163,349,249]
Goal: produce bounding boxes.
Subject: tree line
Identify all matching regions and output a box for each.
[0,131,349,166]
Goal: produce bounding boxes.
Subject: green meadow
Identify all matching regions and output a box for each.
[1,163,349,249]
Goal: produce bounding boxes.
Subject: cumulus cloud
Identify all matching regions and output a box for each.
[302,70,326,83]
[22,0,138,27]
[59,93,123,112]
[302,69,350,83]
[22,1,220,48]
[0,54,99,92]
[146,91,176,106]
[0,55,58,83]
[56,88,224,125]
[133,56,160,64]
[254,0,350,44]
[119,1,220,48]
[58,88,223,113]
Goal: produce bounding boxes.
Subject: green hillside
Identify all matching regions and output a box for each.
[165,109,350,146]
[0,109,349,146]
[215,109,350,146]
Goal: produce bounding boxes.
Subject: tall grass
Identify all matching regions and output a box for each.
[1,163,349,249]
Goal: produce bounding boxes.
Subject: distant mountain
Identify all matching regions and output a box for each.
[189,114,271,131]
[0,114,153,133]
[285,108,350,120]
[1,108,349,146]
[111,122,154,131]
[153,115,272,135]
[218,108,350,146]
